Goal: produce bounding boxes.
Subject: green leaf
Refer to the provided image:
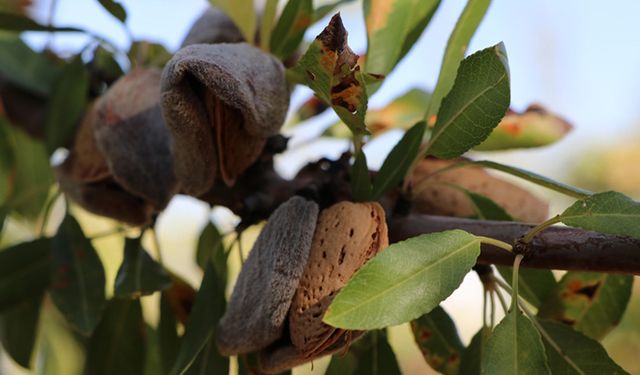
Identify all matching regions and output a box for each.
[144,324,163,375]
[539,320,628,375]
[0,294,42,368]
[324,230,481,329]
[195,221,224,274]
[291,14,368,137]
[270,0,313,59]
[313,0,356,21]
[426,43,510,159]
[128,41,172,68]
[456,187,513,221]
[0,238,51,312]
[326,330,401,375]
[170,262,227,375]
[497,267,556,309]
[474,106,572,151]
[114,238,171,298]
[411,306,464,375]
[259,0,279,50]
[91,46,125,84]
[425,0,492,126]
[363,0,440,93]
[209,0,256,43]
[483,308,551,375]
[371,121,425,199]
[0,36,61,95]
[559,191,640,239]
[459,327,490,375]
[0,11,83,33]
[45,55,90,153]
[185,336,229,375]
[538,272,633,341]
[159,292,180,374]
[351,150,372,202]
[50,215,107,336]
[84,298,146,375]
[97,0,127,23]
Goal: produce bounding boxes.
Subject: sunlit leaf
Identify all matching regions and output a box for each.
[45,55,89,153]
[351,150,372,202]
[475,105,572,151]
[483,308,551,374]
[411,306,464,374]
[426,43,510,159]
[291,14,368,137]
[97,0,127,23]
[0,11,83,33]
[84,298,146,375]
[425,0,491,126]
[259,0,279,50]
[114,238,171,298]
[538,271,633,340]
[209,0,256,43]
[324,230,481,329]
[0,294,42,368]
[170,262,227,375]
[326,330,401,375]
[270,0,313,59]
[458,327,490,375]
[363,0,440,93]
[559,191,640,239]
[371,121,425,198]
[50,215,106,336]
[0,238,51,312]
[539,320,628,375]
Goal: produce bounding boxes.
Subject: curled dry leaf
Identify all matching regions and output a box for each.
[216,196,319,355]
[180,6,244,47]
[475,104,573,151]
[94,68,178,209]
[160,43,288,194]
[411,158,549,223]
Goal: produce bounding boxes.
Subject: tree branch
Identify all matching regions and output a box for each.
[388,214,640,275]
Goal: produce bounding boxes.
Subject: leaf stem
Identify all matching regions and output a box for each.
[493,288,508,315]
[490,287,496,328]
[521,215,562,244]
[477,236,513,252]
[510,254,523,310]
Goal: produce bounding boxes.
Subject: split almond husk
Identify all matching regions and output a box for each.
[216,196,319,355]
[180,6,244,47]
[288,201,388,358]
[411,158,548,223]
[160,43,289,194]
[94,68,178,209]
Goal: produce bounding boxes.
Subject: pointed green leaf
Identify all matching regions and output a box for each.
[144,324,163,375]
[459,327,490,375]
[483,309,551,375]
[84,298,146,375]
[326,330,401,375]
[497,267,556,309]
[291,14,368,137]
[411,306,464,375]
[259,0,279,50]
[538,272,633,341]
[313,0,356,22]
[324,230,481,329]
[351,150,372,202]
[425,0,492,125]
[114,238,171,298]
[209,0,256,43]
[0,238,51,312]
[363,0,440,93]
[426,43,510,159]
[372,121,425,199]
[0,11,83,33]
[45,55,90,153]
[0,36,61,95]
[50,215,106,336]
[195,221,224,274]
[0,294,42,368]
[170,262,227,375]
[539,320,628,375]
[185,336,229,375]
[559,191,640,239]
[91,45,125,84]
[97,0,127,23]
[450,184,513,221]
[270,0,313,59]
[158,292,180,374]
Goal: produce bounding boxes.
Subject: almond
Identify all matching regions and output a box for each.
[411,158,548,223]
